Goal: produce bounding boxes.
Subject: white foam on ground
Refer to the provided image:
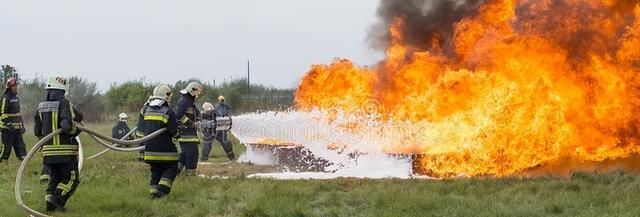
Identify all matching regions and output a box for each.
[230,110,417,179]
[237,146,278,166]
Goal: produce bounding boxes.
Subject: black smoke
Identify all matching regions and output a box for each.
[368,0,485,56]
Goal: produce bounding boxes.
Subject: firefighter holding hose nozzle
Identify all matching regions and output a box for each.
[137,84,180,199]
[34,74,83,212]
[0,77,27,162]
[199,102,215,162]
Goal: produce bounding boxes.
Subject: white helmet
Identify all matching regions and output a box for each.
[152,84,172,101]
[202,102,214,112]
[46,74,69,91]
[180,82,203,97]
[118,112,128,120]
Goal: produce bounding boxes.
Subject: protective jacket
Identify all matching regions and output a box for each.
[1,91,24,132]
[175,93,200,143]
[112,120,132,140]
[214,102,231,117]
[138,98,179,163]
[201,110,215,140]
[34,90,83,164]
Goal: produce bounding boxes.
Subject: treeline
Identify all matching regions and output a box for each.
[3,65,295,123]
[104,78,296,118]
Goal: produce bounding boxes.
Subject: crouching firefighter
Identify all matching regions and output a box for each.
[176,82,202,176]
[0,77,27,162]
[34,74,83,212]
[138,84,179,199]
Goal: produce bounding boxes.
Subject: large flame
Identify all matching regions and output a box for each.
[295,0,640,177]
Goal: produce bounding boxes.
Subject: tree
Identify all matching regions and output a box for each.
[1,65,18,86]
[68,76,105,122]
[105,80,154,113]
[18,77,46,123]
[0,65,17,81]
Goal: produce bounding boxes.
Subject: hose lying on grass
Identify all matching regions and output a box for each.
[87,126,138,160]
[77,135,84,173]
[15,124,167,217]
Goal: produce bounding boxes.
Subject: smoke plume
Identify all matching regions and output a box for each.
[368,0,485,56]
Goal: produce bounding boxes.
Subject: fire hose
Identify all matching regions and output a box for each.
[15,124,167,217]
[77,135,84,173]
[87,127,139,160]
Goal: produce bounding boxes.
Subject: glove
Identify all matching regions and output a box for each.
[20,127,25,134]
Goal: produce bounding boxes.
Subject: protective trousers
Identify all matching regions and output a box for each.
[215,131,235,160]
[179,142,198,174]
[200,138,214,161]
[40,164,51,184]
[1,131,26,160]
[149,163,178,198]
[45,161,80,209]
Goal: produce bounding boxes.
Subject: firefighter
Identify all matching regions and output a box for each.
[176,82,202,176]
[214,95,235,160]
[135,97,154,161]
[0,77,27,162]
[112,113,132,145]
[199,102,215,162]
[138,84,179,199]
[34,74,83,212]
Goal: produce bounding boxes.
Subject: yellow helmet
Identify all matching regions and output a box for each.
[218,95,225,101]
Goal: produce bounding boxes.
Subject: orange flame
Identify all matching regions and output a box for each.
[295,0,640,177]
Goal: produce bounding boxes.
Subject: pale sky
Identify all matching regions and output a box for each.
[0,0,383,91]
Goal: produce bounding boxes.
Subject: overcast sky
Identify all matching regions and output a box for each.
[0,0,382,91]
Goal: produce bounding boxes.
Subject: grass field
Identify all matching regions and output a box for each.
[1,123,640,217]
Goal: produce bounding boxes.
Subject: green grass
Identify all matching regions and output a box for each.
[2,123,640,217]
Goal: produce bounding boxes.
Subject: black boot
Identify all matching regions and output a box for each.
[150,187,166,200]
[226,152,235,161]
[45,194,66,212]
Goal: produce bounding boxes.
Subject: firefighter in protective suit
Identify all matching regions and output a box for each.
[176,82,202,176]
[0,77,27,162]
[112,113,132,144]
[138,84,179,199]
[214,96,235,160]
[135,97,155,161]
[34,74,83,212]
[199,102,215,161]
